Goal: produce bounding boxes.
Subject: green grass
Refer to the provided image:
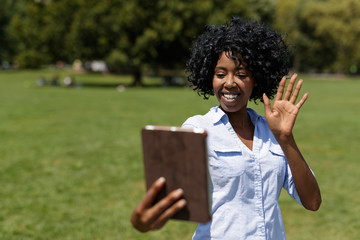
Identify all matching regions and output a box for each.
[0,70,359,239]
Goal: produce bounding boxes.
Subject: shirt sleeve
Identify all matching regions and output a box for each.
[284,165,317,207]
[181,115,201,129]
[283,162,304,206]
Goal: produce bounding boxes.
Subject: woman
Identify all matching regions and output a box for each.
[131,16,321,239]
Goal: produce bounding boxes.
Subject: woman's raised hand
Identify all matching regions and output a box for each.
[130,177,187,232]
[263,73,308,140]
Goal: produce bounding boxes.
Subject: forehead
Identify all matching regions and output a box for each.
[216,52,248,69]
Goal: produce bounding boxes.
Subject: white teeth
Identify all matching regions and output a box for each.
[223,94,238,99]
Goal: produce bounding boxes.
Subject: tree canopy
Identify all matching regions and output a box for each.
[0,0,359,84]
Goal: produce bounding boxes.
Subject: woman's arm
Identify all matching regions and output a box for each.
[263,74,321,211]
[275,133,321,210]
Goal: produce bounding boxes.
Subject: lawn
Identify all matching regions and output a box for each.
[0,70,359,239]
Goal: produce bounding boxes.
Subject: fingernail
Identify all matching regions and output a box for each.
[178,199,187,207]
[175,188,184,197]
[158,177,166,183]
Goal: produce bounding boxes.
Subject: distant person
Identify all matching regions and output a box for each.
[37,77,46,86]
[63,76,75,87]
[51,75,59,86]
[131,16,321,239]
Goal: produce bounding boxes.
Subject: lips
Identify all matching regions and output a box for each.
[222,93,239,101]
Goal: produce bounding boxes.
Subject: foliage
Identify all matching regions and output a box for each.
[15,49,50,69]
[0,0,19,64]
[301,0,360,73]
[275,0,360,74]
[2,0,284,85]
[8,0,78,66]
[1,0,360,79]
[274,0,337,72]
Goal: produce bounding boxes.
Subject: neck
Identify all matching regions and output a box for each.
[222,107,252,129]
[222,107,255,151]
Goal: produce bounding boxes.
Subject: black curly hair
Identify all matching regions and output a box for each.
[186,16,291,102]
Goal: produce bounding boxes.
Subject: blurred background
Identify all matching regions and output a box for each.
[0,0,359,239]
[1,0,359,82]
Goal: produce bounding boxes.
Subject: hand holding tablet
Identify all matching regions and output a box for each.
[141,125,211,223]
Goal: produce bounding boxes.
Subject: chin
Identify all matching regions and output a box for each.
[220,104,246,113]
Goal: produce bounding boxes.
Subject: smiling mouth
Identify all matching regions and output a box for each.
[222,93,239,100]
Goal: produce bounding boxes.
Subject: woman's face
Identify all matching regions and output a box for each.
[212,52,255,113]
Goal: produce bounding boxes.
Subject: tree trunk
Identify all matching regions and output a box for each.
[132,66,143,86]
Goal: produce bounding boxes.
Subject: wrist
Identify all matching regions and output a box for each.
[274,133,295,147]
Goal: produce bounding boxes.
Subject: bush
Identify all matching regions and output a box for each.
[105,49,130,73]
[15,49,50,69]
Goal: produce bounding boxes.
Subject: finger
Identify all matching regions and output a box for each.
[145,188,184,224]
[275,76,286,101]
[290,79,303,104]
[263,93,272,118]
[140,177,166,210]
[296,92,309,109]
[284,73,297,101]
[151,199,187,230]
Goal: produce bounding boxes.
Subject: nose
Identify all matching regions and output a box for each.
[224,74,236,88]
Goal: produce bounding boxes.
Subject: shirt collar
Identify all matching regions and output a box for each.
[209,105,261,125]
[209,105,227,124]
[247,108,261,125]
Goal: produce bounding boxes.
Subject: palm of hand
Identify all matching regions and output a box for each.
[266,99,300,136]
[263,74,308,138]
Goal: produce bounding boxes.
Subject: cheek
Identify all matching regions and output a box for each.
[212,78,220,93]
[247,82,255,92]
[245,78,255,92]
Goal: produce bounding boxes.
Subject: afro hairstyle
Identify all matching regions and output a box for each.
[186,16,291,102]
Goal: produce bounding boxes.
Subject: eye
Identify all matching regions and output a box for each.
[236,73,248,79]
[215,73,226,79]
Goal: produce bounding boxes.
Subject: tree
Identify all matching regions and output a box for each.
[274,0,337,73]
[6,0,281,84]
[66,0,256,85]
[8,0,80,68]
[0,0,20,66]
[301,0,360,73]
[99,0,276,85]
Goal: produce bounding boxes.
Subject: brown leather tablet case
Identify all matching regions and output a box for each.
[141,125,211,223]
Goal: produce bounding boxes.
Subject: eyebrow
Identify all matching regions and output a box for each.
[214,66,226,70]
[237,66,248,70]
[214,66,248,71]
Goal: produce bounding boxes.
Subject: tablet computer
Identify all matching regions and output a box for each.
[141,125,211,223]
